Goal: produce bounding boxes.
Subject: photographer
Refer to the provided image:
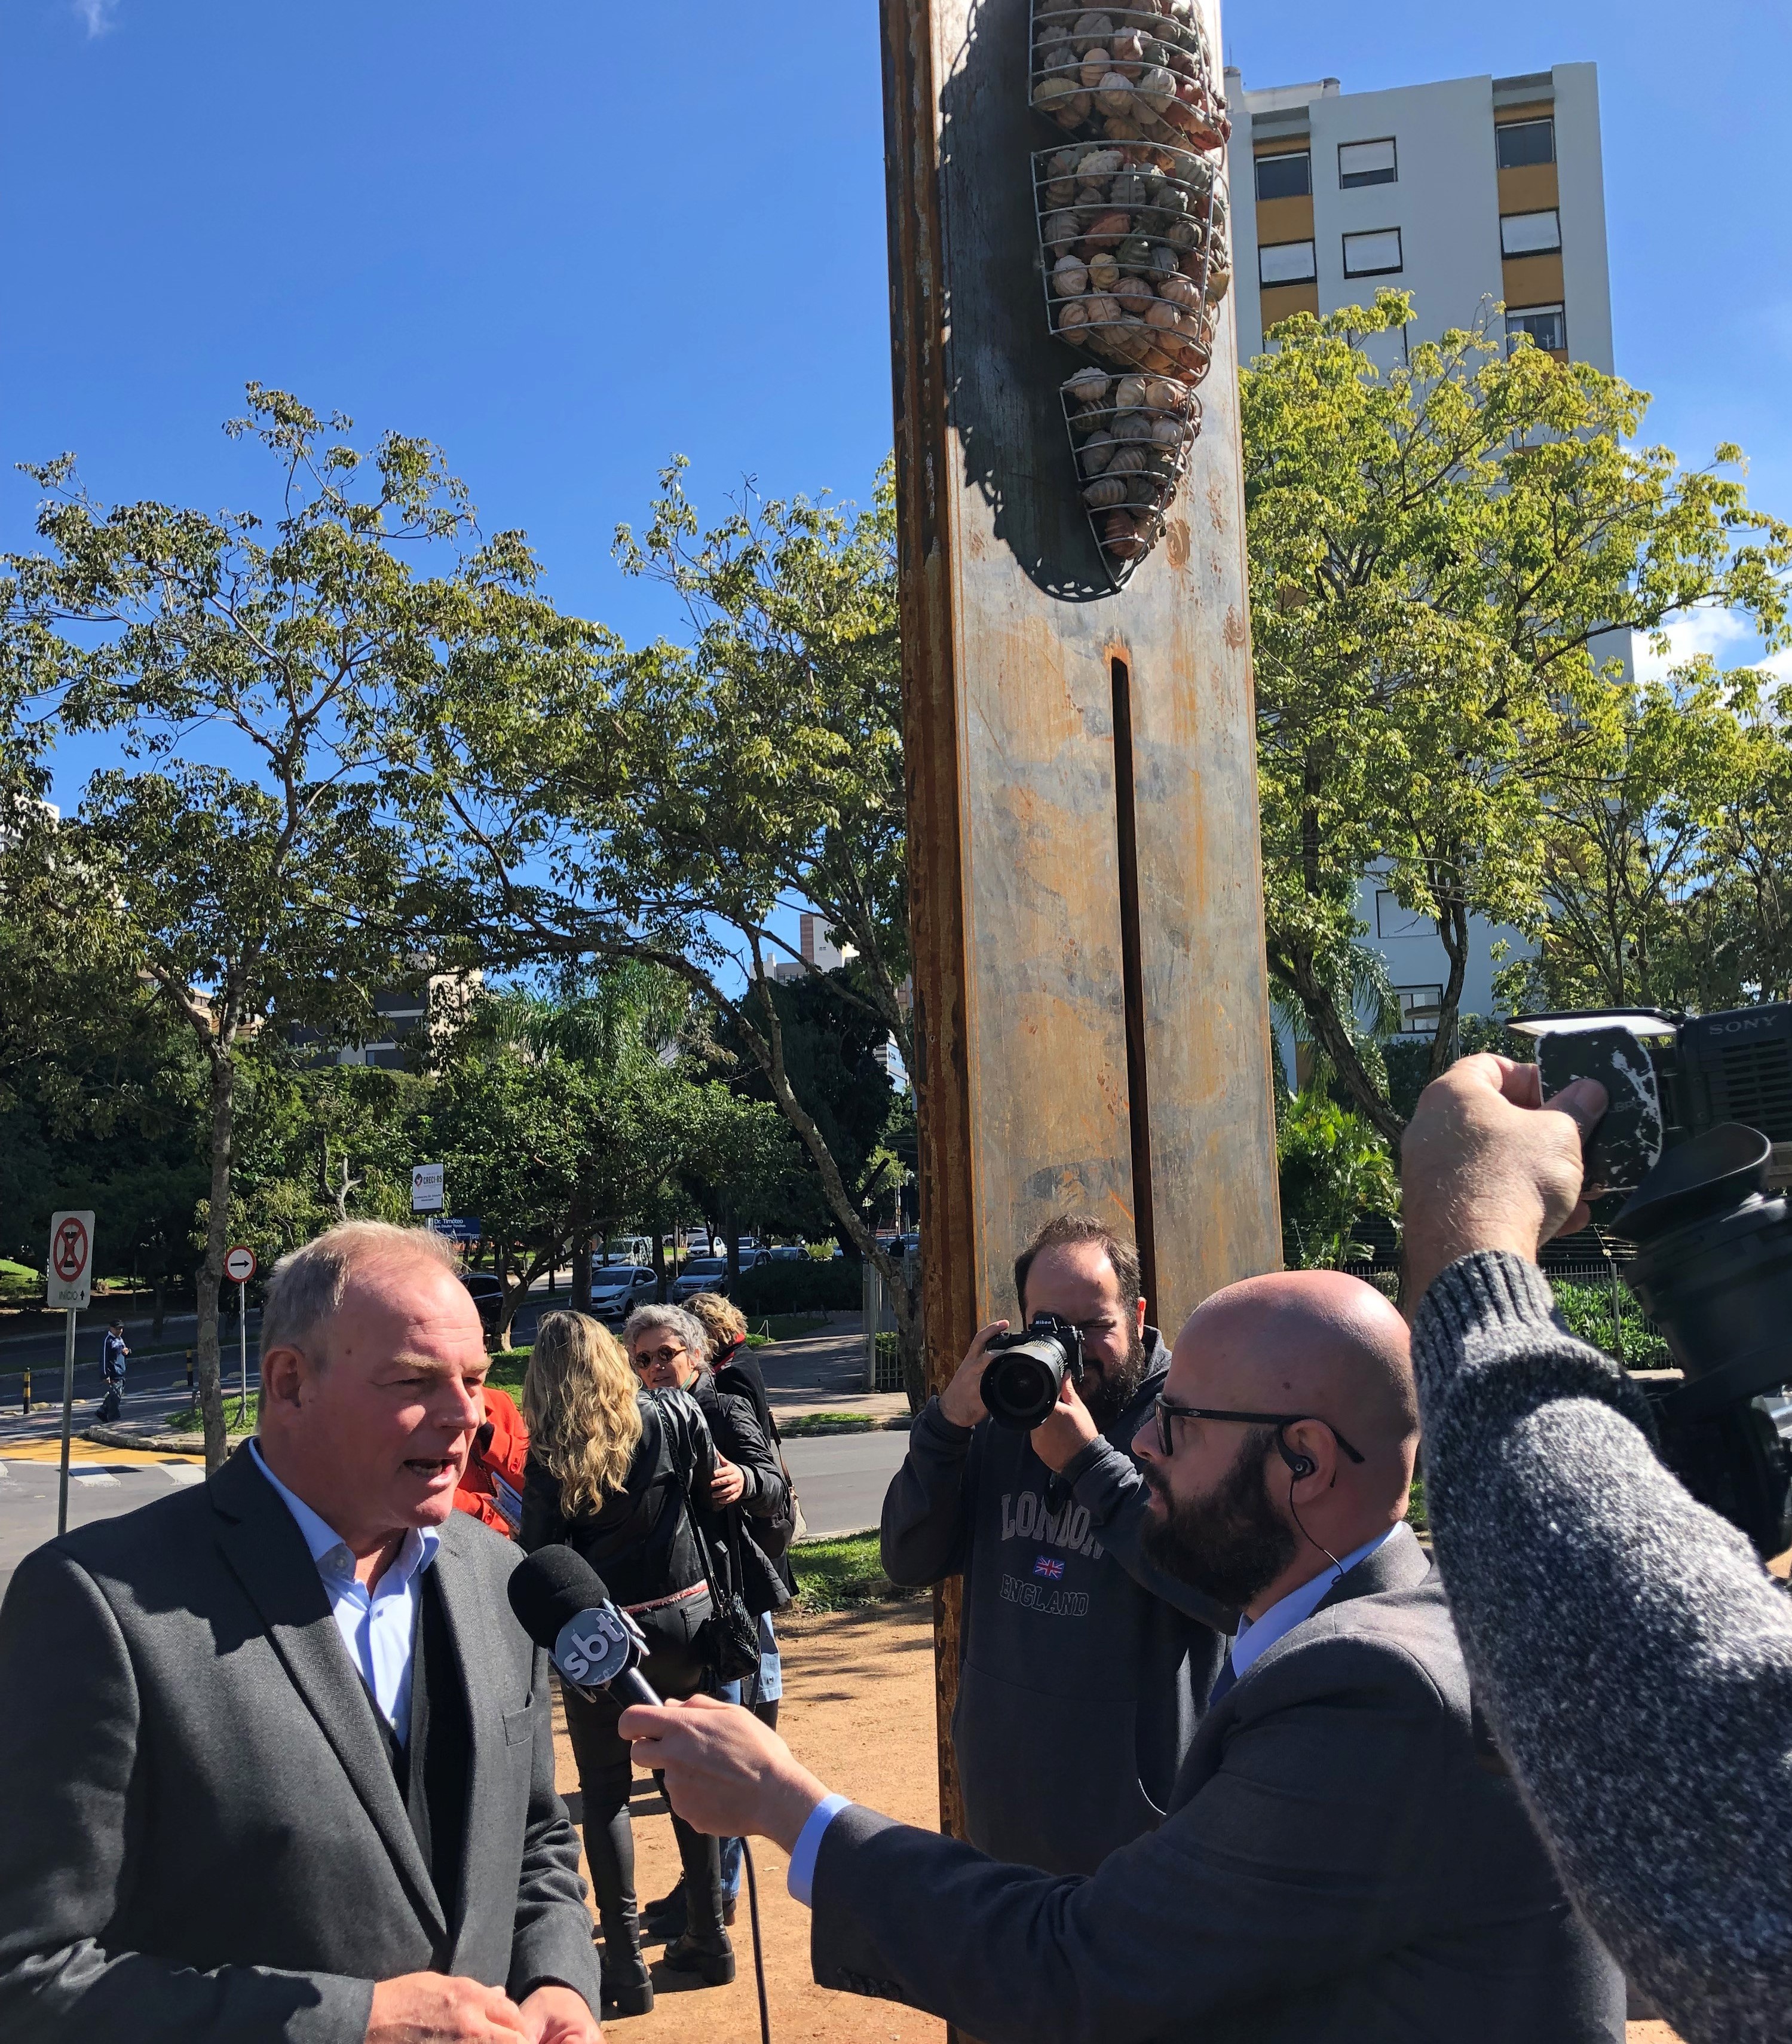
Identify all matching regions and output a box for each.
[880,1214,1228,1874]
[626,1269,1622,2043]
[1403,1054,1792,2044]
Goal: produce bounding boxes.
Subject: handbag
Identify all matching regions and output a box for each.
[693,1514,762,1685]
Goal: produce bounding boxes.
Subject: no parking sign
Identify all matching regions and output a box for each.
[47,1210,95,1311]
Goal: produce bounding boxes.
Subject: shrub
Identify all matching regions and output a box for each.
[733,1257,860,1315]
[1552,1278,1671,1370]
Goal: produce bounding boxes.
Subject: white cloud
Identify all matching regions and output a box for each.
[72,0,120,36]
[1631,608,1792,687]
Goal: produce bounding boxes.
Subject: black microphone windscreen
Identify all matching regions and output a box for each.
[508,1546,615,1651]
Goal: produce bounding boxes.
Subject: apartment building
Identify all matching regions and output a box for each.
[1226,63,1614,372]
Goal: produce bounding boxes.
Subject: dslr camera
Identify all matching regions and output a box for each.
[982,1314,1086,1430]
[1515,1000,1792,1556]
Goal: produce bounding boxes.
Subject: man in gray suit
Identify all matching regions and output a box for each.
[0,1221,601,2044]
[624,1269,1625,2043]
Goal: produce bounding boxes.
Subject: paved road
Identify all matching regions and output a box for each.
[0,1424,910,1605]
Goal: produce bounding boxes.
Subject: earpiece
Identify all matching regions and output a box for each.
[1278,1428,1343,1574]
[1276,1436,1316,1481]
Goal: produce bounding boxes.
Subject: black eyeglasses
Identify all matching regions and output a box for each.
[1150,1397,1366,1464]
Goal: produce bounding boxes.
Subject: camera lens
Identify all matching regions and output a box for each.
[983,1340,1068,1430]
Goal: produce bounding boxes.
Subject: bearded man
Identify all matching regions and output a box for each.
[626,1269,1625,2044]
[879,1216,1229,1874]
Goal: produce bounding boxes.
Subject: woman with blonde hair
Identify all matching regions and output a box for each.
[520,1311,722,2012]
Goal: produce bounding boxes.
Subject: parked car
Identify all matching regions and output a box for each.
[588,1263,659,1320]
[670,1256,730,1302]
[600,1236,655,1266]
[460,1272,506,1338]
[770,1244,805,1261]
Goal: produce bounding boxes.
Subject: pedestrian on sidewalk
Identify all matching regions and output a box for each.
[99,1323,129,1421]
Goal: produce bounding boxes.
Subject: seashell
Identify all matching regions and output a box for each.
[1102,117,1144,142]
[1115,373,1150,408]
[1110,170,1148,207]
[1082,207,1130,250]
[1108,26,1147,74]
[1075,146,1124,178]
[1156,271,1201,311]
[1050,146,1083,178]
[1079,47,1114,88]
[1064,366,1110,408]
[1055,91,1094,129]
[1080,433,1117,473]
[1154,180,1190,218]
[1071,11,1115,40]
[1114,274,1155,316]
[1102,509,1149,560]
[1087,250,1119,292]
[1095,72,1136,115]
[1084,475,1129,508]
[1115,232,1155,272]
[1056,299,1093,342]
[1205,252,1232,302]
[1147,243,1179,279]
[1044,175,1079,209]
[1042,209,1083,248]
[1081,292,1122,327]
[1144,374,1187,411]
[1165,216,1199,250]
[1033,75,1080,114]
[1053,255,1091,297]
[1138,65,1180,114]
[1151,415,1187,449]
[1106,444,1148,474]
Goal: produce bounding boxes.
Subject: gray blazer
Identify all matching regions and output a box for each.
[811,1525,1624,2042]
[0,1446,599,2043]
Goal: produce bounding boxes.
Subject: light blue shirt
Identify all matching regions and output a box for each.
[783,1526,1403,1909]
[1227,1525,1398,1682]
[250,1441,440,1743]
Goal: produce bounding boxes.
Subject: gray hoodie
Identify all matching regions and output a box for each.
[1413,1250,1792,2044]
[880,1336,1230,1875]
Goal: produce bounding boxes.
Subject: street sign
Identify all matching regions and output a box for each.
[434,1216,482,1243]
[411,1162,445,1213]
[224,1245,257,1283]
[47,1210,95,1312]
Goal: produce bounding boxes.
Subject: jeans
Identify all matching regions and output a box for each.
[720,1614,783,1900]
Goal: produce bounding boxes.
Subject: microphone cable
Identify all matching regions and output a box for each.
[740,1837,772,2044]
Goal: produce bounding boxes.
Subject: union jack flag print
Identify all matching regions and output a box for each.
[1032,1555,1066,1580]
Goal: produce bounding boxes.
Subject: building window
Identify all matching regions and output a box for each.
[1374,889,1430,940]
[1507,303,1567,353]
[1255,150,1311,201]
[1338,137,1397,188]
[1500,208,1562,256]
[1259,239,1317,286]
[1395,985,1445,1035]
[1496,117,1555,169]
[1342,227,1402,278]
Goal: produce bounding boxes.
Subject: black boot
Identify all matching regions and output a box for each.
[586,1806,654,2014]
[661,1810,734,1983]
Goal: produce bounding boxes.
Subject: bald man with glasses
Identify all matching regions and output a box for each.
[622,1269,1625,2044]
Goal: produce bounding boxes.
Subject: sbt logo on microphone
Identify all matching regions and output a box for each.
[555,1608,633,1687]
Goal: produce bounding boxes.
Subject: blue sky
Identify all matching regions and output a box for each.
[6,0,1790,810]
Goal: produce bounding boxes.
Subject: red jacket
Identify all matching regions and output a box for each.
[455,1384,529,1539]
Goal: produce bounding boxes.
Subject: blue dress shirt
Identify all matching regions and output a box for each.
[250,1441,440,1743]
[784,1525,1400,1908]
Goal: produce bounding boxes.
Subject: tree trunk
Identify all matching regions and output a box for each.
[196,1044,235,1471]
[651,1230,669,1301]
[1425,894,1472,1086]
[151,1275,166,1339]
[571,1197,592,1311]
[1269,937,1407,1147]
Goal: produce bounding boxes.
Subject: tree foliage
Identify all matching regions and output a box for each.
[1246,293,1792,1139]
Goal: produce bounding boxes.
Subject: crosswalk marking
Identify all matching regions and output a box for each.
[161,1463,205,1486]
[72,1471,120,1488]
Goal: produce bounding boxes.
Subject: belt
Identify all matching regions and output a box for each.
[622,1581,709,1616]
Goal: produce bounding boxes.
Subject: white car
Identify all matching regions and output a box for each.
[588,1263,659,1320]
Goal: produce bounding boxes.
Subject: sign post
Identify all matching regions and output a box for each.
[224,1246,257,1428]
[47,1210,96,1537]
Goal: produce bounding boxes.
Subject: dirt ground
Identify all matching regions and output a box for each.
[551,1599,1677,2043]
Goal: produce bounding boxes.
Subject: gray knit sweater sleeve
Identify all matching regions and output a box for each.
[1412,1251,1792,2044]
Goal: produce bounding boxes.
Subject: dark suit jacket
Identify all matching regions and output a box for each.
[811,1525,1623,2042]
[0,1446,599,2043]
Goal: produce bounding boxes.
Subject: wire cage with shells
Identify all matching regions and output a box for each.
[1060,366,1202,577]
[1034,139,1230,385]
[1029,3,1230,154]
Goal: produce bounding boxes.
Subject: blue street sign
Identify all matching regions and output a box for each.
[433,1216,483,1242]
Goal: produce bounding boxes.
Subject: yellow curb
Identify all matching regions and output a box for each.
[0,1438,204,1465]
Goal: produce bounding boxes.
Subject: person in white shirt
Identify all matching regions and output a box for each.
[622,1270,1624,2044]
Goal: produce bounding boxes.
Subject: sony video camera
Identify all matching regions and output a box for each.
[1514,1000,1792,1556]
[982,1314,1086,1431]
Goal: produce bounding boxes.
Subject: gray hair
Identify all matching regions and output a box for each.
[622,1301,710,1366]
[261,1220,460,1360]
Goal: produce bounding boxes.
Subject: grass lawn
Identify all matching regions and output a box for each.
[780,1412,903,1438]
[789,1531,919,1614]
[166,1394,261,1434]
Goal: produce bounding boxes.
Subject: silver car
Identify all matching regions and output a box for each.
[588,1263,659,1320]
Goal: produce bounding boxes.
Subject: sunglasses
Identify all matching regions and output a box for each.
[1150,1396,1366,1465]
[633,1345,689,1371]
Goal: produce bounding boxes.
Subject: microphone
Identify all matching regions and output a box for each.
[508,1547,663,1710]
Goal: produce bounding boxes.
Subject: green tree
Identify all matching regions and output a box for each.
[2,388,581,1464]
[409,463,923,1370]
[1246,293,1792,1142]
[1276,1085,1399,1270]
